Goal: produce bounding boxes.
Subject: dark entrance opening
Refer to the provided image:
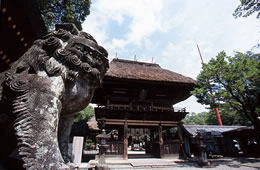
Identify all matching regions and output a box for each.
[128,128,150,158]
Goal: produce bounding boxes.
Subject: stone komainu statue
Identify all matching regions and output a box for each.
[0,24,109,169]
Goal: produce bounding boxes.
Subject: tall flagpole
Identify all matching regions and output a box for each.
[196,44,223,126]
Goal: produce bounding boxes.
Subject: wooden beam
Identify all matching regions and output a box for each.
[127,122,177,126]
[105,122,124,125]
[98,118,179,127]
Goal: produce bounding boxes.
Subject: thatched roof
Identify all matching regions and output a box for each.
[87,116,99,131]
[105,59,195,84]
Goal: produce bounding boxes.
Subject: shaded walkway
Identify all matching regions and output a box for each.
[103,157,260,170]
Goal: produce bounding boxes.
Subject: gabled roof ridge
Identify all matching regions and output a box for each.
[112,58,161,68]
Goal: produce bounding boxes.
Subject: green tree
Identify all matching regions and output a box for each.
[192,51,260,128]
[84,138,95,150]
[233,0,260,18]
[184,108,250,126]
[206,103,251,126]
[183,112,208,125]
[36,0,91,30]
[74,105,94,122]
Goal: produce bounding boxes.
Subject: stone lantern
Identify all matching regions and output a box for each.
[96,129,110,170]
[194,131,210,166]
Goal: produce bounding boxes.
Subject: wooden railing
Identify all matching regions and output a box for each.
[99,104,186,112]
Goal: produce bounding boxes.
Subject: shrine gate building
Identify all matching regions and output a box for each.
[91,58,195,159]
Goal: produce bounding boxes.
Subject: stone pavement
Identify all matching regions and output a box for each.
[85,157,260,170]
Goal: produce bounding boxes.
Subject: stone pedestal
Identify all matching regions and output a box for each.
[196,144,209,166]
[96,129,110,170]
[96,144,109,170]
[98,145,109,164]
[194,134,209,166]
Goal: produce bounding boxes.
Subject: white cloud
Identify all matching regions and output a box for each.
[107,38,128,51]
[83,0,180,49]
[83,0,260,113]
[161,41,202,79]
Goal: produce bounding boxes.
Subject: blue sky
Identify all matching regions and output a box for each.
[83,0,260,113]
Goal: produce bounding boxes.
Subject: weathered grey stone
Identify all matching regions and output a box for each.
[0,23,108,169]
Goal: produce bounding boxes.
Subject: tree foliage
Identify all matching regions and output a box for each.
[36,0,91,30]
[74,105,94,122]
[183,112,208,125]
[233,0,260,18]
[192,51,260,128]
[207,103,251,126]
[84,138,95,150]
[184,106,251,126]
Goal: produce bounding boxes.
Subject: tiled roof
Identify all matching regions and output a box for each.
[182,125,245,136]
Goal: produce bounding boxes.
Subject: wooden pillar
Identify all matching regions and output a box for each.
[144,135,147,154]
[159,124,164,158]
[149,128,155,156]
[123,120,128,160]
[166,128,170,140]
[118,128,123,140]
[101,118,106,129]
[177,124,187,159]
[150,128,154,142]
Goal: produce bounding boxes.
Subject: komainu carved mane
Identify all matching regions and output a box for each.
[0,24,108,169]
